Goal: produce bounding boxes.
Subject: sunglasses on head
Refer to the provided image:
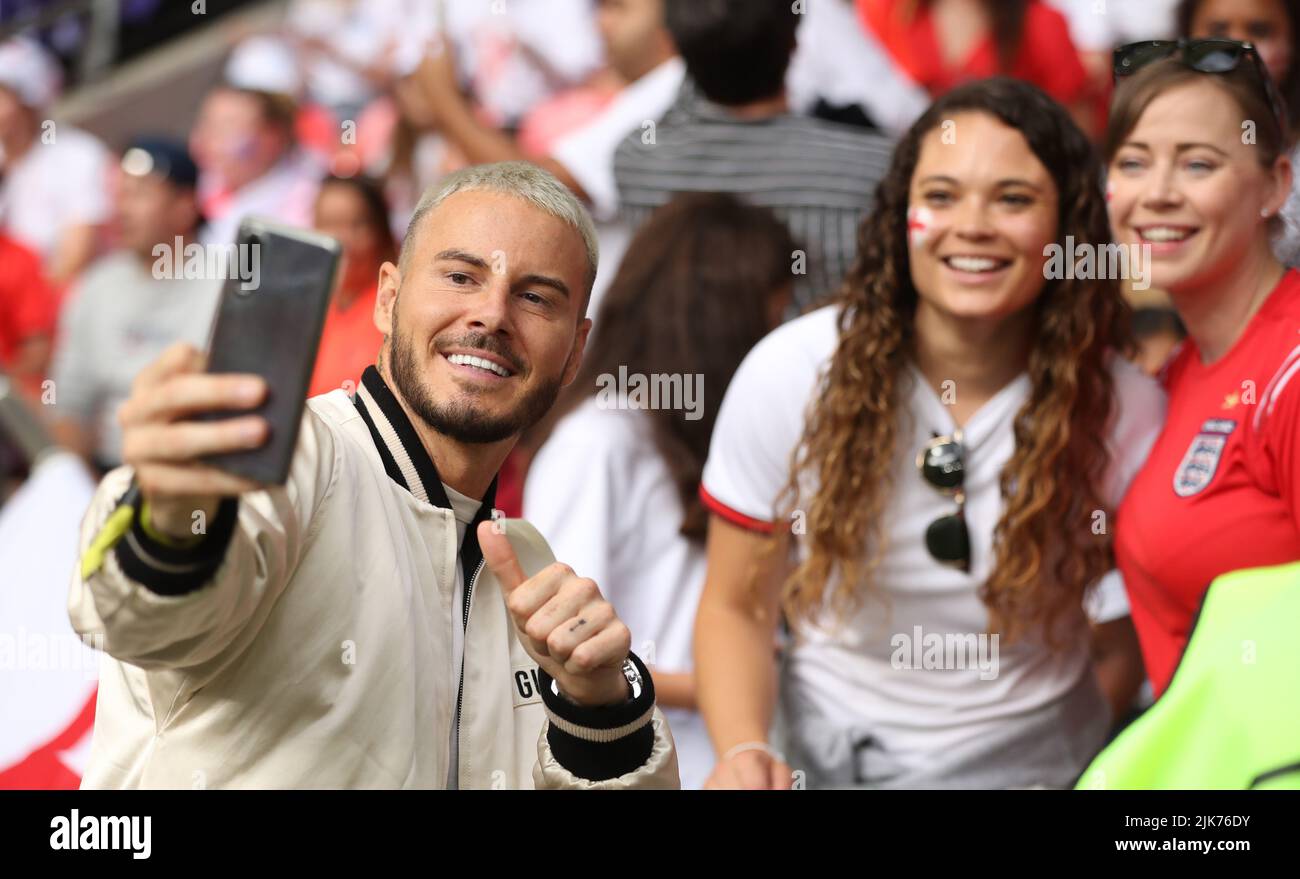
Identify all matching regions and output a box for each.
[1113,38,1288,136]
[916,431,970,572]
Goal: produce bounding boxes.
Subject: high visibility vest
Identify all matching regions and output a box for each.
[1077,561,1300,790]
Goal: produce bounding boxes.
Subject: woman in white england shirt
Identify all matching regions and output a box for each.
[696,78,1166,789]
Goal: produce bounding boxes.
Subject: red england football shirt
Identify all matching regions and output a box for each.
[1117,270,1300,696]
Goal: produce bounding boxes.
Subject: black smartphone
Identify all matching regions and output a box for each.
[200,217,341,485]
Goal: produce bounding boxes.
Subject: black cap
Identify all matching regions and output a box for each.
[120,136,199,189]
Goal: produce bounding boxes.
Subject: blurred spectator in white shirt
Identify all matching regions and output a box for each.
[282,0,402,120]
[387,0,604,130]
[50,137,219,471]
[377,0,611,233]
[524,193,795,789]
[0,36,110,286]
[411,0,679,220]
[191,36,322,246]
[786,0,928,136]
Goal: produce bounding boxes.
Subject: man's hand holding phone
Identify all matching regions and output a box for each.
[118,342,270,541]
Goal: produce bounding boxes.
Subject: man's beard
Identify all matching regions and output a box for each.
[388,314,564,445]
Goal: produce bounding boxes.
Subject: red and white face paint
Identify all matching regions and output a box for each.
[908,205,937,248]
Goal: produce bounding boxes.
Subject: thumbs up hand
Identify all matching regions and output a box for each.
[478,521,632,707]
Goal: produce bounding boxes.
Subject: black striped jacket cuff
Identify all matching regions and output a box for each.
[114,498,239,596]
[537,651,657,781]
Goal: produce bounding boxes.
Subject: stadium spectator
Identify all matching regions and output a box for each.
[1107,42,1300,696]
[1175,1,1300,266]
[0,232,57,397]
[49,137,218,473]
[857,0,1097,135]
[308,174,396,398]
[614,0,895,314]
[515,63,628,161]
[695,79,1162,789]
[67,162,678,789]
[387,0,604,132]
[377,0,611,229]
[190,37,322,247]
[278,1,406,180]
[411,0,680,223]
[0,36,111,285]
[524,193,795,789]
[785,0,929,136]
[282,0,401,122]
[1180,0,1300,121]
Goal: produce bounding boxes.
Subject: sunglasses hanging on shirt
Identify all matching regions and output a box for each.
[917,430,970,572]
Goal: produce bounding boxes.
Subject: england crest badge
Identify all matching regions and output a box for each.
[1173,418,1236,497]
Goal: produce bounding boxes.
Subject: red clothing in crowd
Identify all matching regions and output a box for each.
[0,233,58,395]
[857,0,1089,105]
[308,283,384,398]
[1117,271,1300,696]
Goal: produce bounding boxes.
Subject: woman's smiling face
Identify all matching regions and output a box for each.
[907,111,1060,323]
[1107,79,1290,294]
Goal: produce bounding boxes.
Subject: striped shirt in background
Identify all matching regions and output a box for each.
[613,80,895,314]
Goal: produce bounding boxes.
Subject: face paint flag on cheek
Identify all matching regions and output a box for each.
[1105,180,1114,204]
[908,206,935,248]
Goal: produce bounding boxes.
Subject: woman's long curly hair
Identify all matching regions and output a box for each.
[777,78,1132,646]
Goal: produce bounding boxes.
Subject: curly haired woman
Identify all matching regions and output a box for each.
[694,78,1166,790]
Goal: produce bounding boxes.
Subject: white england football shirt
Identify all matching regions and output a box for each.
[701,305,1166,783]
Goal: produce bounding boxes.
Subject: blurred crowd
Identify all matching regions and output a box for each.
[0,0,1199,482]
[4,0,1300,790]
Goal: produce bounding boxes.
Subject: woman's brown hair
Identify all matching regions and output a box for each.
[777,77,1131,645]
[1105,56,1294,241]
[533,192,795,541]
[1105,55,1293,167]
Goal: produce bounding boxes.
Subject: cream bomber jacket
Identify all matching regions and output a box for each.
[68,367,680,789]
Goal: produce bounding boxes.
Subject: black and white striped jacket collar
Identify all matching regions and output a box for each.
[352,364,498,528]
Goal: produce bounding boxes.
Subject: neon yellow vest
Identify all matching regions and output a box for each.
[1077,561,1300,790]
